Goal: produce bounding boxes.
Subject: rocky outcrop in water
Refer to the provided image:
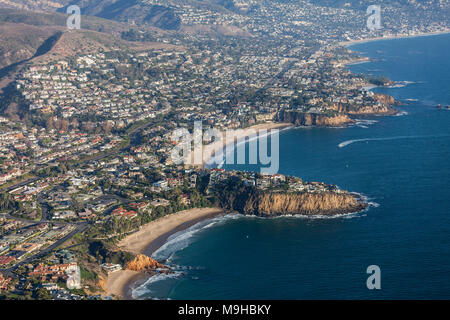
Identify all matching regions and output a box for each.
[240,192,366,217]
[278,93,398,126]
[126,254,166,271]
[279,110,354,127]
[330,93,398,115]
[213,177,367,217]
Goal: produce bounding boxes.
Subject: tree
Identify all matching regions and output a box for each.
[34,288,52,300]
[0,192,17,210]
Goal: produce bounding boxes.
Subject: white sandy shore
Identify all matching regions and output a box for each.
[340,30,450,46]
[105,122,291,299]
[105,207,225,299]
[105,29,450,299]
[118,207,225,254]
[200,122,293,167]
[104,270,141,299]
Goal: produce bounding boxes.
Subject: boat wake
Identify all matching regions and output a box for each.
[338,134,449,148]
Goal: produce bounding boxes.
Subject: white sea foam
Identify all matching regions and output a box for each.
[132,214,242,299]
[240,211,365,220]
[355,119,379,124]
[394,110,409,116]
[347,60,370,66]
[354,119,379,128]
[386,80,416,88]
[151,214,241,261]
[351,192,380,209]
[368,201,380,208]
[131,271,184,299]
[207,126,293,169]
[133,195,378,298]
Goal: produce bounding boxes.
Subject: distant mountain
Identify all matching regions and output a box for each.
[307,0,447,10]
[0,22,62,70]
[0,0,71,12]
[59,0,181,30]
[0,7,170,84]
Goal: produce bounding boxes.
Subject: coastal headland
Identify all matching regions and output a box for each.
[340,29,450,47]
[106,31,447,300]
[103,168,368,299]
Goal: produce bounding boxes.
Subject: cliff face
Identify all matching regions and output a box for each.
[373,93,395,104]
[237,192,366,217]
[214,176,367,217]
[279,110,354,127]
[331,93,397,115]
[126,254,166,271]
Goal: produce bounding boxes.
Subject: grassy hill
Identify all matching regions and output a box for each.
[0,7,172,69]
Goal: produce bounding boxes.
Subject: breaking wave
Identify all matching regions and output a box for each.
[151,214,241,261]
[131,271,184,300]
[354,119,379,128]
[394,111,409,116]
[211,126,293,169]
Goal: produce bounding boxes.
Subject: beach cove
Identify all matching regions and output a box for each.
[104,207,225,299]
[125,33,450,300]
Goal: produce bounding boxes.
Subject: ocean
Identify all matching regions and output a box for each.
[134,33,450,299]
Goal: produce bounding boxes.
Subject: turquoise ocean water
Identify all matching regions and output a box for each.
[135,33,450,299]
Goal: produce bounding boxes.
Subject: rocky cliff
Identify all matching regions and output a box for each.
[279,110,354,127]
[239,192,366,217]
[330,93,398,115]
[126,254,166,271]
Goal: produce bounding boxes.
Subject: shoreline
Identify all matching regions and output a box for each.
[201,121,293,167]
[104,31,450,300]
[340,32,450,112]
[104,207,225,299]
[340,29,450,47]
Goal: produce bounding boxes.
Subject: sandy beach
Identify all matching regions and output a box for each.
[104,207,225,299]
[103,31,450,298]
[104,122,292,299]
[104,270,143,299]
[118,207,225,254]
[200,121,293,167]
[340,29,450,46]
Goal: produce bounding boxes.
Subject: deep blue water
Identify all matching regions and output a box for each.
[135,34,450,299]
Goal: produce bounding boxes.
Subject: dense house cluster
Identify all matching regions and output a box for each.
[207,169,342,194]
[29,263,77,282]
[0,116,125,186]
[0,221,74,268]
[0,272,12,292]
[0,0,448,300]
[151,0,449,44]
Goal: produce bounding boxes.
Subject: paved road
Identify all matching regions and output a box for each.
[0,223,89,275]
[4,177,39,193]
[0,117,157,277]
